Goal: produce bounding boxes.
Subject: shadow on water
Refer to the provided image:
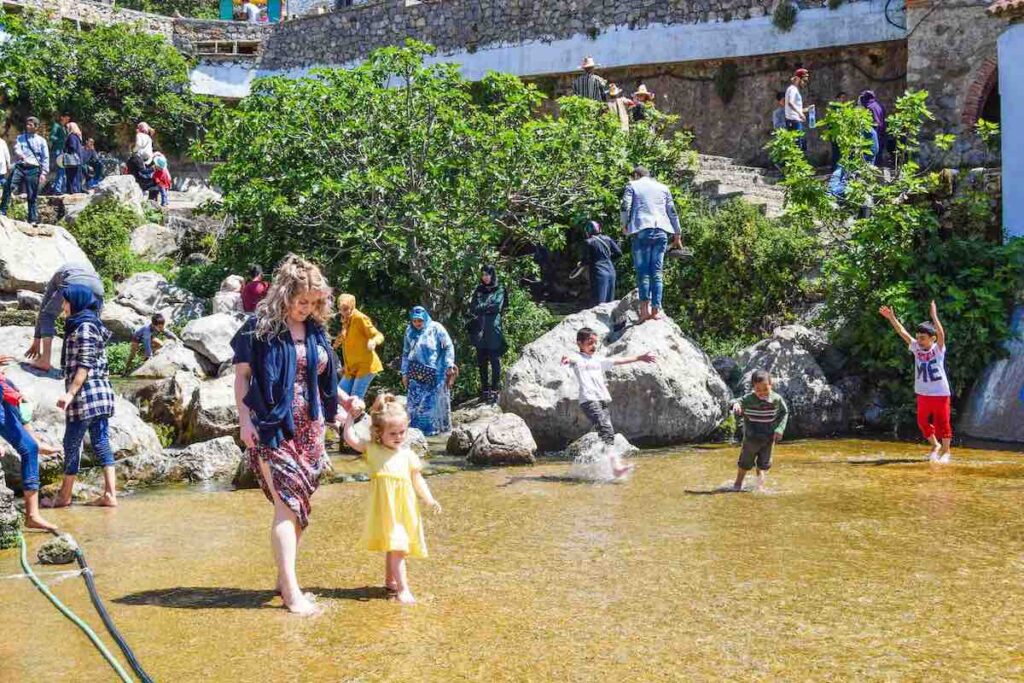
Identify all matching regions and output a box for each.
[499,475,612,487]
[114,585,390,609]
[846,458,925,466]
[683,487,749,496]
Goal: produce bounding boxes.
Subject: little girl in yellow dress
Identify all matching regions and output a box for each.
[343,393,441,604]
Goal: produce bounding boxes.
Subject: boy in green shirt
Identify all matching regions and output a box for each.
[732,369,789,491]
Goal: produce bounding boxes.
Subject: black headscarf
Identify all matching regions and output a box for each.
[476,264,499,294]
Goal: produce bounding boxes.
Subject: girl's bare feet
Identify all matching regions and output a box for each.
[29,360,53,373]
[41,495,72,509]
[86,492,117,507]
[395,589,416,604]
[25,515,58,532]
[282,591,322,616]
[612,463,635,479]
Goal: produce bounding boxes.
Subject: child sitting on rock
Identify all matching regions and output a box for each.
[561,326,655,479]
[732,369,788,492]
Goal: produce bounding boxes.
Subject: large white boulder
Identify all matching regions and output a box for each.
[0,216,93,293]
[212,291,243,315]
[733,325,853,438]
[146,371,203,436]
[100,301,148,342]
[502,294,731,449]
[182,372,239,444]
[182,313,246,372]
[92,174,145,214]
[0,326,163,491]
[131,343,206,379]
[959,306,1024,442]
[115,271,205,325]
[130,223,178,260]
[466,413,537,466]
[168,436,242,482]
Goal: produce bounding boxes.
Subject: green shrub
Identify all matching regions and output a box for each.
[827,0,844,9]
[661,198,818,351]
[772,2,798,31]
[66,197,140,282]
[106,341,141,376]
[768,89,1021,429]
[176,262,231,300]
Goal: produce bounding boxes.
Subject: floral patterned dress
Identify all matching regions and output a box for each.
[248,344,329,529]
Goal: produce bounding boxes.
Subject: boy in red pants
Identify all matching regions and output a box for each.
[879,301,952,462]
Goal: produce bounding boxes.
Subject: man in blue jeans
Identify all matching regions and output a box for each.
[620,165,683,322]
[0,116,49,224]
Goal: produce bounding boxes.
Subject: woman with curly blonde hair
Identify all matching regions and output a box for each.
[230,253,363,616]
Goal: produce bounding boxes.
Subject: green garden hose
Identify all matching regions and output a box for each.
[17,533,134,683]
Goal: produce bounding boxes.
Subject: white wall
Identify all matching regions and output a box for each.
[999,23,1024,239]
[192,1,906,97]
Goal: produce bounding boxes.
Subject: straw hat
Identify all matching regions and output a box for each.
[633,84,654,100]
[608,83,623,97]
[580,56,599,70]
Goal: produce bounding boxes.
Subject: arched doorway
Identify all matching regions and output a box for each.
[963,56,1000,126]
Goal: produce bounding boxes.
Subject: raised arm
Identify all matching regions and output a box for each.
[613,352,656,366]
[878,306,914,346]
[342,414,368,454]
[930,300,945,350]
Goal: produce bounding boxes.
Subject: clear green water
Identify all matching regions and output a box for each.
[2,439,1024,681]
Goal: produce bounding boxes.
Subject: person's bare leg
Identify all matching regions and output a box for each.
[23,490,57,531]
[927,434,940,461]
[755,469,767,492]
[639,301,651,322]
[259,459,317,615]
[30,337,54,372]
[385,553,398,592]
[733,468,747,491]
[42,475,75,508]
[938,437,952,463]
[86,466,118,507]
[392,552,415,604]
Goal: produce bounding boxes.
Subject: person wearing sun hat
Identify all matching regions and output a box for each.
[606,83,633,131]
[631,84,656,123]
[572,55,609,102]
[785,68,811,153]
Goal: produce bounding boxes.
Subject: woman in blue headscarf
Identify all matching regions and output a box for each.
[44,284,118,509]
[401,307,457,435]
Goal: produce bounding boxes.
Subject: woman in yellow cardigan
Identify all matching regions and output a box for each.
[333,294,384,399]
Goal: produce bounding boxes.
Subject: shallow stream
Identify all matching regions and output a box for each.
[2,439,1023,681]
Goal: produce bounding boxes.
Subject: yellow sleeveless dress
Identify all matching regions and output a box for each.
[361,443,427,558]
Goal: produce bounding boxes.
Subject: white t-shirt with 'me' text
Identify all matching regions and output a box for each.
[910,341,950,397]
[569,352,615,403]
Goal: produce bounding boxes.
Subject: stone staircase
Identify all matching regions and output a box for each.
[690,154,787,218]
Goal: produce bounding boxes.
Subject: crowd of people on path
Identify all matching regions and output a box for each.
[0,114,172,226]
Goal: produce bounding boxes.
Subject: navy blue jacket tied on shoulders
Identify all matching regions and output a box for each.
[230,316,339,450]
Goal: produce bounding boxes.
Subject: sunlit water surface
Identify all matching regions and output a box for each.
[2,439,1024,681]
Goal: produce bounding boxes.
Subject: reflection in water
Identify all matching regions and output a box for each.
[2,439,1024,681]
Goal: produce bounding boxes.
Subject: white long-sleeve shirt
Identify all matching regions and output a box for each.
[0,140,10,177]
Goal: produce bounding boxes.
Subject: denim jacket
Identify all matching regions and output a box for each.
[620,176,681,236]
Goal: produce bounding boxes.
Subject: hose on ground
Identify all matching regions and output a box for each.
[74,547,154,683]
[17,533,134,683]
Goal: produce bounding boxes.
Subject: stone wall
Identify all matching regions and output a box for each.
[906,0,1007,166]
[172,17,272,55]
[2,0,173,36]
[551,40,907,167]
[260,0,850,71]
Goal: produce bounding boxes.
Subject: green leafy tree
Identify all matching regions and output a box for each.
[198,41,691,317]
[767,90,1023,424]
[0,9,212,151]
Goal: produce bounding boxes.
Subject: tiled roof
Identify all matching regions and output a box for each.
[989,0,1024,18]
